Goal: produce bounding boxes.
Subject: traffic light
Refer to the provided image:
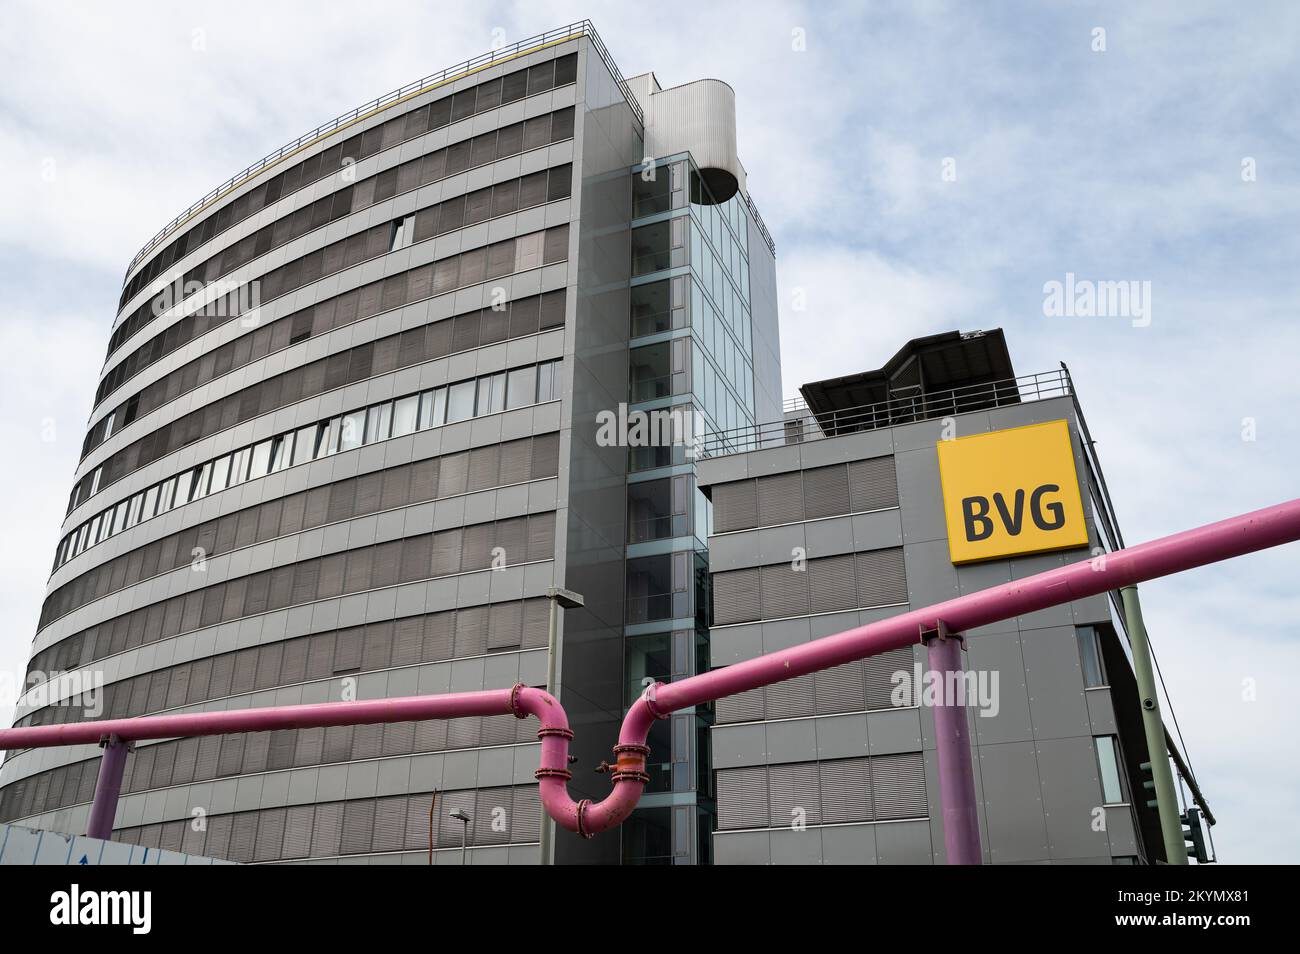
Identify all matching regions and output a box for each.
[1181,807,1211,863]
[1138,761,1159,810]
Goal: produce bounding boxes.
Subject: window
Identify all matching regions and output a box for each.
[290,427,316,467]
[364,404,391,444]
[536,360,559,402]
[208,456,230,494]
[1077,625,1106,687]
[505,366,536,409]
[419,388,446,429]
[1095,736,1125,803]
[249,441,272,479]
[476,373,506,415]
[339,411,365,451]
[446,381,476,423]
[391,395,418,438]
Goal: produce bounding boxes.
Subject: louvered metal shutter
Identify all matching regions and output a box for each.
[848,456,899,511]
[216,735,244,777]
[765,672,815,721]
[866,646,915,710]
[268,729,296,771]
[715,685,765,724]
[467,445,500,492]
[493,515,526,567]
[181,815,207,856]
[242,732,270,774]
[481,712,518,746]
[333,626,364,672]
[455,605,489,656]
[170,738,197,790]
[371,795,408,852]
[349,722,382,761]
[253,808,286,861]
[195,735,221,781]
[808,554,858,614]
[760,563,810,619]
[227,813,257,863]
[399,534,432,583]
[716,766,767,830]
[756,472,804,527]
[475,788,512,845]
[355,472,383,515]
[282,805,315,859]
[522,599,549,648]
[802,464,851,520]
[322,725,353,763]
[340,799,376,854]
[501,441,533,486]
[488,600,523,650]
[382,721,415,758]
[871,752,928,819]
[309,802,343,856]
[447,715,481,750]
[414,718,447,754]
[294,726,324,767]
[431,528,462,576]
[204,814,233,860]
[392,617,424,667]
[819,757,872,824]
[404,794,434,851]
[371,539,401,589]
[768,761,822,828]
[712,567,760,625]
[409,458,438,500]
[530,432,560,479]
[280,637,307,683]
[437,791,475,848]
[814,661,865,716]
[711,479,757,533]
[526,512,555,561]
[438,452,468,496]
[423,612,455,660]
[856,547,908,607]
[512,785,541,842]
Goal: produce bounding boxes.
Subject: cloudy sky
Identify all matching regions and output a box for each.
[1,1,1296,862]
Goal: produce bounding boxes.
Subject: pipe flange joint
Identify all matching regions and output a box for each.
[508,683,528,719]
[534,766,573,782]
[575,799,594,839]
[641,682,670,721]
[537,726,574,741]
[611,770,651,785]
[612,743,650,758]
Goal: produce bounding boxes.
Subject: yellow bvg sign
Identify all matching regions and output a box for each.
[936,419,1089,564]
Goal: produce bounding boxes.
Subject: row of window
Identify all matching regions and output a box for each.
[58,352,562,581]
[85,174,569,462]
[117,51,577,313]
[87,168,572,461]
[715,753,927,831]
[711,548,909,627]
[89,168,570,451]
[711,457,900,534]
[714,647,916,725]
[117,787,539,862]
[107,100,575,361]
[71,217,569,508]
[44,432,559,630]
[97,150,572,410]
[23,600,551,732]
[37,512,556,694]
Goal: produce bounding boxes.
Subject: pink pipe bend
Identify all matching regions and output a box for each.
[2,496,1298,839]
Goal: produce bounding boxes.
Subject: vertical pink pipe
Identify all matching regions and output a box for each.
[924,626,982,865]
[85,734,129,840]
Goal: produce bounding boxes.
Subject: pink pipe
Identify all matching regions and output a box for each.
[3,496,1299,840]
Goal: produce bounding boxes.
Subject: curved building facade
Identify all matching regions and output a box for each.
[0,23,784,865]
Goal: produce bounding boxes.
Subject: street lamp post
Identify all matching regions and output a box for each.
[539,586,583,866]
[449,808,471,865]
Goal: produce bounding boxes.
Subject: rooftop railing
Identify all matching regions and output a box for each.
[700,368,1071,458]
[123,21,641,281]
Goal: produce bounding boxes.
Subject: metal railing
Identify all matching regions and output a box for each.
[699,369,1072,458]
[123,21,642,281]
